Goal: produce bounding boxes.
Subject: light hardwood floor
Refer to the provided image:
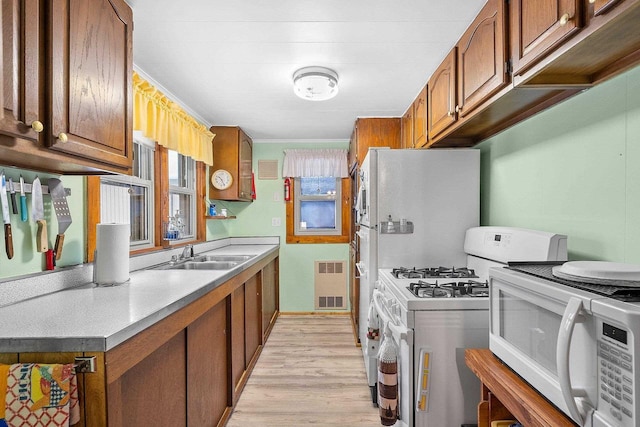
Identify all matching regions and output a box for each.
[226,314,380,426]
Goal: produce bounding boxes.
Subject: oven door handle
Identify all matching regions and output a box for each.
[372,290,410,344]
[556,297,588,425]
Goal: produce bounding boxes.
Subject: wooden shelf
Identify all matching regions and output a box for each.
[205,215,237,220]
[465,349,578,427]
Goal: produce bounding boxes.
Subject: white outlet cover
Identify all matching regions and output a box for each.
[271,217,281,227]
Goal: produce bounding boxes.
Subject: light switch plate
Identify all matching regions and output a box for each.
[272,217,281,227]
[273,191,280,202]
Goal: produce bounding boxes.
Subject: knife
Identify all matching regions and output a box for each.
[0,174,14,259]
[8,178,18,215]
[19,175,27,222]
[31,176,48,252]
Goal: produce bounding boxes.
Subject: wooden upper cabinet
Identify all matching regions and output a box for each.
[413,85,428,148]
[48,0,133,172]
[209,126,254,202]
[510,0,583,76]
[401,105,414,149]
[1,0,42,142]
[428,48,457,140]
[350,118,400,168]
[457,0,508,118]
[0,0,133,174]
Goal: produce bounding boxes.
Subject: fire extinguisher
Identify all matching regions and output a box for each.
[284,177,291,202]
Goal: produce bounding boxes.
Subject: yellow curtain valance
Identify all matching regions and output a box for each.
[133,72,214,165]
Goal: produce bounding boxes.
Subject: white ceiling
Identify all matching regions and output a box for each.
[126,0,487,142]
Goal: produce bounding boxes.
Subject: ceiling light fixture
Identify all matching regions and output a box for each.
[292,66,339,101]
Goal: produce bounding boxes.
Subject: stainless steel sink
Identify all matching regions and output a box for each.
[193,254,254,262]
[165,260,240,270]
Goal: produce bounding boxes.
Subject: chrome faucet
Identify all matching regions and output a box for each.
[180,244,194,259]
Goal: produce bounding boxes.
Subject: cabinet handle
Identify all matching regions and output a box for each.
[58,133,68,143]
[31,121,44,133]
[588,0,595,3]
[447,110,455,117]
[559,13,571,26]
[455,105,461,113]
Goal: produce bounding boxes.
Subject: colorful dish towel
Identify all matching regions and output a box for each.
[1,363,80,427]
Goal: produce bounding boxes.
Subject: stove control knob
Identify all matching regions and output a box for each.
[378,282,385,292]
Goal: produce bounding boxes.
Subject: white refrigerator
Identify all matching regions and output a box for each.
[355,148,480,390]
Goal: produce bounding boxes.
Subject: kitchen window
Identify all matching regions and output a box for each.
[99,137,155,249]
[294,177,341,236]
[167,150,196,240]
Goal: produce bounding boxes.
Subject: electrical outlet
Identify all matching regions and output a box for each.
[273,191,280,202]
[271,217,281,227]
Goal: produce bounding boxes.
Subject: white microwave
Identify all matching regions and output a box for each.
[489,265,640,427]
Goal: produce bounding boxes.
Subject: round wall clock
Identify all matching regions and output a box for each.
[211,169,233,190]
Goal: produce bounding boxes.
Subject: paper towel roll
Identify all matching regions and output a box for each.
[95,223,130,286]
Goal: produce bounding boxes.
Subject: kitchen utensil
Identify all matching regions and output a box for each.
[0,174,14,259]
[19,176,27,222]
[31,176,48,252]
[8,178,18,214]
[48,178,72,260]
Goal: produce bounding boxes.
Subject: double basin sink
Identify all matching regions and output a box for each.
[155,254,255,270]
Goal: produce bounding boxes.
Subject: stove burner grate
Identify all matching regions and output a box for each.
[392,266,478,279]
[407,279,489,298]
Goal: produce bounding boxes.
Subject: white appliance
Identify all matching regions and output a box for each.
[490,260,640,427]
[373,226,568,427]
[356,148,480,393]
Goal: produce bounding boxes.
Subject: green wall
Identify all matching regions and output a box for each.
[0,170,85,280]
[478,65,640,262]
[210,142,350,313]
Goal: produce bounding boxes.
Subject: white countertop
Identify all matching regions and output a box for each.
[0,240,278,352]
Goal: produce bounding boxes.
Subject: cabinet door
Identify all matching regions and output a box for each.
[1,0,41,141]
[108,332,187,426]
[457,0,508,117]
[428,48,457,140]
[510,0,582,75]
[245,274,262,364]
[187,300,229,427]
[413,86,428,147]
[401,105,414,149]
[238,131,253,201]
[48,0,133,172]
[261,259,278,338]
[231,285,246,399]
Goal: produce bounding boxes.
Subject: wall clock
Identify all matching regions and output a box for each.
[211,169,233,190]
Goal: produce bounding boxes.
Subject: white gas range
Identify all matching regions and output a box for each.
[368,226,568,427]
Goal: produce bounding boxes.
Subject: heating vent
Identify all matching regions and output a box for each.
[314,261,347,310]
[258,160,279,179]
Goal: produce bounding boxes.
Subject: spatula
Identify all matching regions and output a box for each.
[48,178,72,260]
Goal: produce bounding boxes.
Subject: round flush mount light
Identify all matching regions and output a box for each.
[292,66,339,101]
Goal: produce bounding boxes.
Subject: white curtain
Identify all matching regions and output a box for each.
[282,149,348,178]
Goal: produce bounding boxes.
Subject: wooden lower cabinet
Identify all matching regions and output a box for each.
[0,253,280,427]
[187,300,228,426]
[245,274,262,365]
[107,332,188,426]
[261,259,279,339]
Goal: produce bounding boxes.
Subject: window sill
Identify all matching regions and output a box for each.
[205,215,237,220]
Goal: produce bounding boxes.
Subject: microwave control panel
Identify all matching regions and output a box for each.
[597,320,635,426]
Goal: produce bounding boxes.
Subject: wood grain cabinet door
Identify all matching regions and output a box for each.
[187,300,229,427]
[48,0,133,173]
[231,285,246,400]
[401,105,414,149]
[0,0,41,141]
[428,48,457,140]
[457,0,508,118]
[510,0,583,76]
[413,86,428,147]
[245,274,262,364]
[239,131,253,201]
